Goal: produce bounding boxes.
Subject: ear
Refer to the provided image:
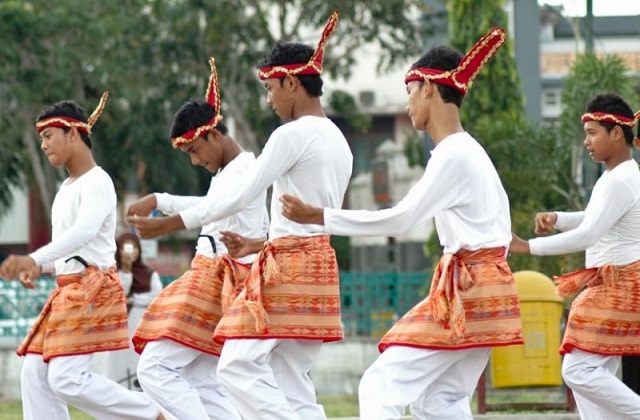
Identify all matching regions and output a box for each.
[207,129,222,142]
[68,127,82,143]
[284,74,299,92]
[421,80,434,99]
[611,125,625,142]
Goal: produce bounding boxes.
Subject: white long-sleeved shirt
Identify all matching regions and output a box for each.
[529,159,640,267]
[29,166,117,275]
[179,116,353,239]
[155,152,268,263]
[117,270,163,307]
[324,132,512,253]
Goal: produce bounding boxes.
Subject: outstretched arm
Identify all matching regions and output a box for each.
[508,233,531,255]
[127,214,186,239]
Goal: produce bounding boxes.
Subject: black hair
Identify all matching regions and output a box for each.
[257,41,323,97]
[586,93,635,146]
[36,101,92,148]
[410,45,464,108]
[170,100,229,140]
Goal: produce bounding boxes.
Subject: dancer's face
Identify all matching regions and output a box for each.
[583,121,618,163]
[39,127,75,168]
[406,81,429,131]
[179,131,224,173]
[264,76,295,121]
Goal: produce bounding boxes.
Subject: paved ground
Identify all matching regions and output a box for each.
[333,414,580,420]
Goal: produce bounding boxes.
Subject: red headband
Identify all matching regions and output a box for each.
[36,91,110,134]
[581,110,640,128]
[258,10,339,80]
[404,27,507,95]
[172,57,223,148]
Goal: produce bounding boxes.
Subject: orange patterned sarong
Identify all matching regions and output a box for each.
[17,267,129,362]
[555,261,640,355]
[379,247,523,352]
[132,254,250,356]
[214,235,342,343]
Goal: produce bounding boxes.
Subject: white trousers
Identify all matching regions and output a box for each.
[217,338,326,420]
[21,353,159,420]
[136,339,240,420]
[563,349,640,419]
[358,345,491,420]
[105,305,145,389]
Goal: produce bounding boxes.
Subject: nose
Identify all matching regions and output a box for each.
[266,93,273,107]
[40,139,47,151]
[190,154,200,165]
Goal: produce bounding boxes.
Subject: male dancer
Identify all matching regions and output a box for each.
[0,94,163,419]
[128,11,352,420]
[281,28,524,419]
[511,94,640,419]
[128,58,267,420]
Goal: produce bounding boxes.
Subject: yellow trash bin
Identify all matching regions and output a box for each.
[491,270,564,387]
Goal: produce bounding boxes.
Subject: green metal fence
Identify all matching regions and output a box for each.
[0,272,430,343]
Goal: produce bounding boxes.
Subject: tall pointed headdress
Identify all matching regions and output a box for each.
[36,91,110,134]
[172,57,223,148]
[257,10,339,80]
[404,27,507,96]
[581,109,640,128]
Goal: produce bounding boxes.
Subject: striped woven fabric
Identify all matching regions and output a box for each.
[132,254,249,356]
[17,267,129,362]
[379,247,523,352]
[555,261,640,355]
[214,235,343,343]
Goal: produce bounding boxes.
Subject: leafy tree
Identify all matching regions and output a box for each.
[0,0,436,225]
[447,0,525,129]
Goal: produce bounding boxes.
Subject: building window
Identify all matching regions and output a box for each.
[544,90,559,107]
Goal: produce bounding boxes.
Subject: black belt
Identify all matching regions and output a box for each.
[198,234,217,254]
[64,255,89,268]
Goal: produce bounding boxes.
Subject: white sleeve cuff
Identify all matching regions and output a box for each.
[179,208,201,230]
[28,252,54,275]
[154,193,172,214]
[528,238,543,256]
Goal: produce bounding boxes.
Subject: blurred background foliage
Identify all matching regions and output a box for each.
[0,0,437,221]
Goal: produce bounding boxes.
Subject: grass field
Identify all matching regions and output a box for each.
[0,389,569,419]
[0,400,92,420]
[0,395,359,419]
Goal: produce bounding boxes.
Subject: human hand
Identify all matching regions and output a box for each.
[220,231,265,258]
[534,212,557,235]
[0,255,38,281]
[280,194,324,225]
[127,214,185,239]
[127,194,158,217]
[18,264,42,289]
[509,233,530,255]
